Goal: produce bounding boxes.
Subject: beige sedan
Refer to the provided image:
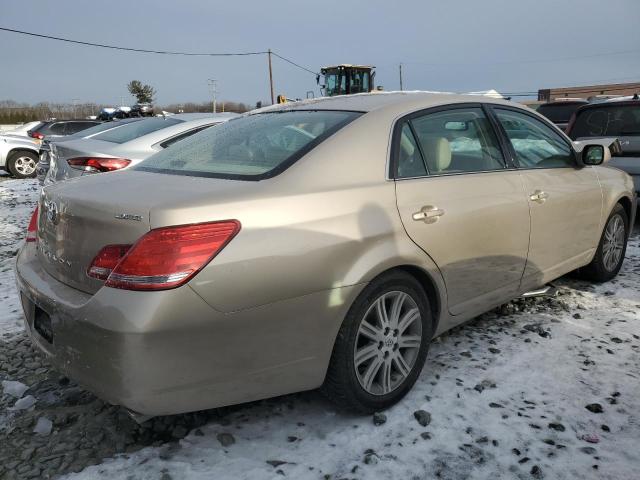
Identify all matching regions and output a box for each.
[16,93,636,417]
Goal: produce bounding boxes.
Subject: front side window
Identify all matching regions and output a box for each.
[93,117,182,144]
[401,107,505,176]
[569,105,640,139]
[136,110,361,179]
[495,108,573,168]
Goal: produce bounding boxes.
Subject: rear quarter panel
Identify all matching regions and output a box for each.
[162,111,449,317]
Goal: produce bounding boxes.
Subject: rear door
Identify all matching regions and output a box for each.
[491,107,602,287]
[393,104,531,315]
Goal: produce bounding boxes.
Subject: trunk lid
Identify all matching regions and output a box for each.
[37,170,262,294]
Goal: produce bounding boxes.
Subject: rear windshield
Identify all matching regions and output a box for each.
[569,104,640,138]
[537,103,585,123]
[92,117,182,144]
[65,118,143,139]
[135,110,361,180]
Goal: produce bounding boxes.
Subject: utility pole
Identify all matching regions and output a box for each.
[268,49,275,104]
[72,98,80,118]
[399,63,404,91]
[208,79,218,114]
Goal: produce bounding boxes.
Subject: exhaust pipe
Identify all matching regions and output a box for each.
[520,284,557,298]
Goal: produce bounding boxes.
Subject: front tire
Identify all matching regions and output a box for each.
[322,271,433,413]
[7,151,38,179]
[581,204,628,282]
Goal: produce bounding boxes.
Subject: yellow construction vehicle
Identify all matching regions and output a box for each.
[276,64,376,104]
[319,64,376,96]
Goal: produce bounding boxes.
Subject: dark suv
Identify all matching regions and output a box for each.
[27,120,102,141]
[537,100,589,132]
[566,98,640,205]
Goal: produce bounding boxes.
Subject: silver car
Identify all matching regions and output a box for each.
[16,92,636,417]
[44,113,239,185]
[37,118,146,184]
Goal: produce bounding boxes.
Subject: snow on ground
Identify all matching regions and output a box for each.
[0,175,39,335]
[0,174,639,480]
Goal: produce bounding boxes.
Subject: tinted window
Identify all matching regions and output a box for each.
[93,117,182,144]
[65,119,142,139]
[65,121,99,134]
[136,111,360,179]
[495,109,573,168]
[407,107,505,175]
[569,104,640,138]
[397,123,427,178]
[44,123,66,135]
[537,103,586,123]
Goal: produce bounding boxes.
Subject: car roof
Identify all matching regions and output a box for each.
[254,91,517,115]
[167,112,240,121]
[574,99,640,113]
[539,100,588,107]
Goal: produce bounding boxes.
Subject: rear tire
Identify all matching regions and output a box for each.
[581,204,628,282]
[7,151,38,179]
[322,271,433,413]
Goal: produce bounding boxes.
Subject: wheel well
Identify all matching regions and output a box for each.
[8,148,38,159]
[617,196,632,224]
[389,265,441,330]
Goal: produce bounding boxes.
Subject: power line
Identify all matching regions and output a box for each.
[271,52,319,76]
[0,26,321,78]
[0,27,268,56]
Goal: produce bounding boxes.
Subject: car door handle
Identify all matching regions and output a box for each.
[529,190,549,203]
[412,206,445,223]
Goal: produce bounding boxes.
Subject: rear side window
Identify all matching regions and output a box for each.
[93,118,182,144]
[569,104,640,138]
[136,111,361,179]
[397,107,505,176]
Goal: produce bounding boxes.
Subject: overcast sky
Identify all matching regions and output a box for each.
[1,0,639,107]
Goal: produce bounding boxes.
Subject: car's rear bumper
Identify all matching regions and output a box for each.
[15,243,361,416]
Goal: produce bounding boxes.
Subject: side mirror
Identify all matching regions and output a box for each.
[582,144,610,166]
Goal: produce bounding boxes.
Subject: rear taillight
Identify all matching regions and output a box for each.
[87,244,131,280]
[29,131,44,140]
[26,206,39,242]
[67,157,131,173]
[88,221,240,291]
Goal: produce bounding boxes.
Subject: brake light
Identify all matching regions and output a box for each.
[25,206,39,242]
[29,131,44,140]
[67,157,131,172]
[88,221,240,291]
[87,244,131,280]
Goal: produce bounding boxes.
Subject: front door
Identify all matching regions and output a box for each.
[393,105,531,315]
[491,107,603,287]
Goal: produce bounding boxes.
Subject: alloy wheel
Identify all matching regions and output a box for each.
[602,213,625,272]
[14,156,37,176]
[354,291,422,396]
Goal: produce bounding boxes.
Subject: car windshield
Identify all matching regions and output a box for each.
[135,110,361,179]
[537,103,585,123]
[92,117,182,144]
[569,104,640,138]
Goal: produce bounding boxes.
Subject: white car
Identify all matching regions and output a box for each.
[0,134,40,178]
[0,121,44,137]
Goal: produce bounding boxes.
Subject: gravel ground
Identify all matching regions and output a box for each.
[1,175,639,480]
